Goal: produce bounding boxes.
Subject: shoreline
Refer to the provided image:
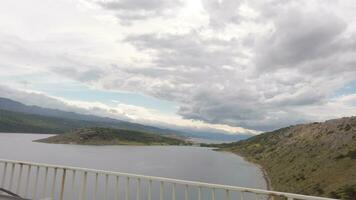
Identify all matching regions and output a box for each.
[225,150,273,191]
[257,162,272,191]
[241,155,272,190]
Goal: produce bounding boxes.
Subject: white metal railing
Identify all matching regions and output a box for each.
[0,159,337,200]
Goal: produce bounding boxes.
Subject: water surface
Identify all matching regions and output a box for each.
[0,133,266,199]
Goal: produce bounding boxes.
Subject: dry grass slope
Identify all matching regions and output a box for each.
[220,117,356,199]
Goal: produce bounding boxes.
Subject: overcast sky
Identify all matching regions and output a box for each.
[0,0,355,135]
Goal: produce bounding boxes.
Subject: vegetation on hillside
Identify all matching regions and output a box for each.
[0,97,250,141]
[0,109,185,140]
[36,127,190,145]
[218,117,356,199]
[0,109,84,133]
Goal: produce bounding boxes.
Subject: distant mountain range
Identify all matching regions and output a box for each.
[218,116,356,199]
[0,97,120,123]
[0,97,187,136]
[0,97,250,141]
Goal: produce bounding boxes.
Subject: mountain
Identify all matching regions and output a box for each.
[0,109,90,133]
[0,97,250,141]
[0,97,189,137]
[0,108,189,139]
[36,127,188,145]
[0,97,116,122]
[218,117,356,199]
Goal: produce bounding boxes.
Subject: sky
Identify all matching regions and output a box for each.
[0,0,356,135]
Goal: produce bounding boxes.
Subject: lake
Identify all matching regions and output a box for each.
[0,133,267,199]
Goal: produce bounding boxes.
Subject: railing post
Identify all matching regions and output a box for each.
[9,163,15,191]
[105,174,109,200]
[16,164,23,194]
[184,185,188,200]
[225,189,231,200]
[51,168,58,198]
[24,165,31,197]
[148,179,152,200]
[71,170,76,200]
[59,169,67,200]
[94,173,98,200]
[42,167,49,198]
[240,191,244,200]
[136,178,141,200]
[172,183,176,200]
[125,177,130,200]
[116,176,120,200]
[211,188,215,200]
[79,171,87,200]
[160,181,164,200]
[32,166,40,200]
[198,186,202,200]
[1,162,8,189]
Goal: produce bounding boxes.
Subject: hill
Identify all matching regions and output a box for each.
[0,100,188,140]
[0,97,251,141]
[218,117,356,199]
[0,109,186,140]
[35,127,188,145]
[0,97,115,122]
[0,109,122,134]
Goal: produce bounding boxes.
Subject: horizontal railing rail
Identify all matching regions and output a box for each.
[0,159,337,200]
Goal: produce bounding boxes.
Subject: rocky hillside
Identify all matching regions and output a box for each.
[36,127,189,146]
[220,117,356,199]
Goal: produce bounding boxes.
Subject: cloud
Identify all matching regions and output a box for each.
[201,0,243,29]
[253,2,355,73]
[94,0,183,25]
[124,32,242,69]
[51,67,105,83]
[111,0,356,130]
[1,0,356,132]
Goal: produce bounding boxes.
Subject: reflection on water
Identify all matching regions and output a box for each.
[0,133,266,199]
